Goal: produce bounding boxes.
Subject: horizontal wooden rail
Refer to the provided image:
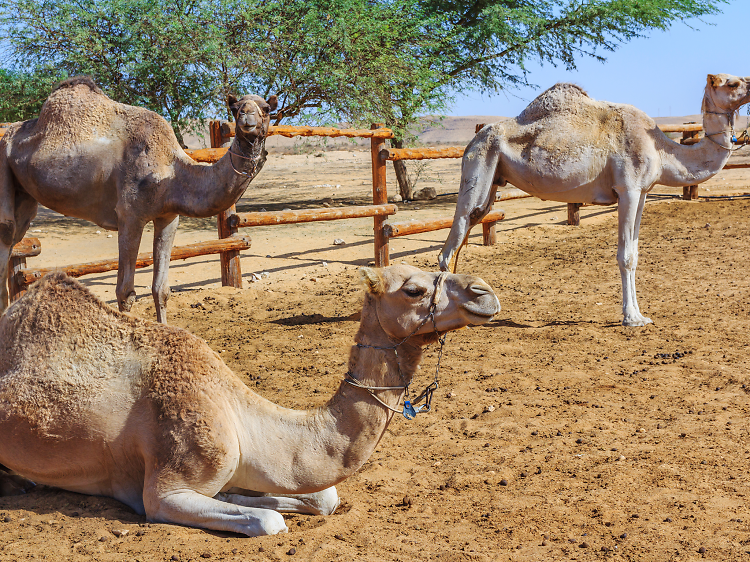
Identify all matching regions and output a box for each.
[218,122,393,140]
[184,148,225,163]
[722,162,750,169]
[658,123,703,133]
[230,204,398,228]
[381,146,465,161]
[16,235,251,287]
[497,188,532,201]
[10,237,41,258]
[384,209,505,239]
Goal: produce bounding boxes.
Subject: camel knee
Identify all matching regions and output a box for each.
[617,250,638,271]
[302,487,340,515]
[0,220,14,247]
[152,281,170,310]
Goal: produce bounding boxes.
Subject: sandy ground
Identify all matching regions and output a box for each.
[3,147,750,561]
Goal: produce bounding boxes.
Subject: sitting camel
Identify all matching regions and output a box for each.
[0,76,277,323]
[0,265,499,536]
[439,74,750,326]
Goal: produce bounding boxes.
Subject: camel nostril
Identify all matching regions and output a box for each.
[469,283,492,296]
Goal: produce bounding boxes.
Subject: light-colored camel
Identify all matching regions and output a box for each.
[0,76,277,323]
[0,266,499,536]
[439,74,750,326]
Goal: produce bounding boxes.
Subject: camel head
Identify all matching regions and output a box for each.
[227,93,278,139]
[703,74,750,113]
[437,126,500,273]
[359,264,499,342]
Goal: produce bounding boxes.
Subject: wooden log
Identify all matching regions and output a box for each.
[16,235,251,287]
[8,238,42,300]
[10,237,41,258]
[682,185,699,200]
[184,148,226,163]
[217,122,394,140]
[381,146,465,161]
[496,188,532,201]
[384,209,505,239]
[217,205,242,288]
[8,255,27,302]
[371,124,389,267]
[567,202,582,226]
[658,123,703,133]
[209,120,223,149]
[231,204,397,228]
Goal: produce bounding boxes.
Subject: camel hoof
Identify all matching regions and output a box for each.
[622,315,652,327]
[119,292,137,313]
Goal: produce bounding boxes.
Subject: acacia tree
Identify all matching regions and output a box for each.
[363,0,728,199]
[0,0,727,196]
[0,66,68,122]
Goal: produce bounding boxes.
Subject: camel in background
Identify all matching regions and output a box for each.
[0,266,499,536]
[0,76,276,323]
[439,74,750,326]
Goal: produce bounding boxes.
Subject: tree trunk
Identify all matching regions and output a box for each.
[391,138,415,201]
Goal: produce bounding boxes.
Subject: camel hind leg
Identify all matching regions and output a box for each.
[216,486,340,515]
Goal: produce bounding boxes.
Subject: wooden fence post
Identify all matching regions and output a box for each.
[475,123,498,246]
[371,123,389,267]
[212,119,243,287]
[8,237,41,302]
[567,203,582,226]
[681,130,699,200]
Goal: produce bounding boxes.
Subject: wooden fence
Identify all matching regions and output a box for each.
[5,119,750,299]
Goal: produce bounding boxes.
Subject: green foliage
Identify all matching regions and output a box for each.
[0,67,68,123]
[0,0,726,150]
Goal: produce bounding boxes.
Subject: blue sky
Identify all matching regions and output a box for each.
[448,1,748,118]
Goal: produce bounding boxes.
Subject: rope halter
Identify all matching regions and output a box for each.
[344,272,449,420]
[228,99,268,178]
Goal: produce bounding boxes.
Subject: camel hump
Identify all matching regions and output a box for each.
[517,83,591,125]
[52,76,104,96]
[2,272,115,332]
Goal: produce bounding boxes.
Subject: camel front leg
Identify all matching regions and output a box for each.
[216,486,340,515]
[0,163,37,312]
[616,189,651,327]
[152,215,179,324]
[144,489,288,537]
[115,219,146,313]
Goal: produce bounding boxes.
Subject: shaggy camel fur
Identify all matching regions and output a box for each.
[439,74,750,326]
[0,266,499,536]
[0,76,277,323]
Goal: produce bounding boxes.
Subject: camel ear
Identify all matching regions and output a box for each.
[359,267,384,295]
[707,74,724,88]
[227,94,240,118]
[267,95,278,112]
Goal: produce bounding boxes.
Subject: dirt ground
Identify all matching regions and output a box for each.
[3,148,750,561]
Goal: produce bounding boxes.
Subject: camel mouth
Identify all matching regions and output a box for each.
[461,302,500,323]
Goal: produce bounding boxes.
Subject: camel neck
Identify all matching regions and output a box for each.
[230,308,424,494]
[657,103,735,187]
[170,134,267,218]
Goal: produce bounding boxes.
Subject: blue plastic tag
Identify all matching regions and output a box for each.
[403,400,417,420]
[733,135,738,143]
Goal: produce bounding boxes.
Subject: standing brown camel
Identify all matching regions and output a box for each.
[0,76,276,323]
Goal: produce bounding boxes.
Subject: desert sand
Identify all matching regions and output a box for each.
[2,134,750,561]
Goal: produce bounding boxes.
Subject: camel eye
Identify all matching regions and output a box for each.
[403,286,426,298]
[728,82,739,89]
